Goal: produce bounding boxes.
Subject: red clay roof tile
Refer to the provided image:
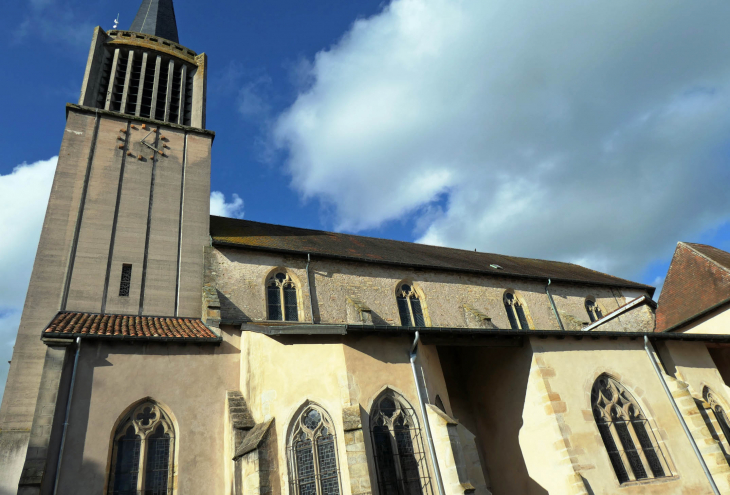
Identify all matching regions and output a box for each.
[43,312,218,340]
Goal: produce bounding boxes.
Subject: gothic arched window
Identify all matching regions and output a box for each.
[592,375,670,484]
[585,298,603,323]
[396,284,426,327]
[700,387,730,463]
[288,404,341,495]
[370,391,432,495]
[267,271,299,321]
[108,400,175,495]
[503,291,531,330]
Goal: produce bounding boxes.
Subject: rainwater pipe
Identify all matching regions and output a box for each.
[545,279,565,330]
[643,335,719,494]
[53,337,81,495]
[409,331,445,495]
[306,253,315,324]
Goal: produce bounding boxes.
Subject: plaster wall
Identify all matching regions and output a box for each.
[210,248,646,331]
[54,329,240,494]
[681,306,730,335]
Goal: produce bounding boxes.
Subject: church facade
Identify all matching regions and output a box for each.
[3,2,730,494]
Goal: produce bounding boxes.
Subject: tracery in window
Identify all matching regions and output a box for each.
[370,390,432,495]
[503,291,531,330]
[592,375,671,484]
[288,404,341,495]
[396,284,426,327]
[109,400,175,495]
[701,388,730,463]
[585,298,604,323]
[267,271,299,321]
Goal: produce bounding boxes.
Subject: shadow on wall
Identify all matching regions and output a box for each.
[217,289,251,324]
[439,344,549,495]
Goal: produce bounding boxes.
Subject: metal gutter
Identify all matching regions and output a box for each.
[545,279,564,330]
[582,295,654,332]
[53,337,81,495]
[644,336,719,494]
[409,332,446,495]
[42,333,222,344]
[211,240,654,295]
[306,253,315,324]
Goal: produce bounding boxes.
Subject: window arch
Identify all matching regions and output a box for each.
[700,387,730,463]
[585,297,604,323]
[503,291,531,330]
[370,390,432,495]
[267,270,299,321]
[287,403,341,495]
[592,375,671,484]
[108,400,175,495]
[396,283,426,327]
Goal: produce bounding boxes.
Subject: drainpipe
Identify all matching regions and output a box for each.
[409,331,445,495]
[306,253,315,324]
[53,337,81,495]
[644,336,719,494]
[545,279,564,330]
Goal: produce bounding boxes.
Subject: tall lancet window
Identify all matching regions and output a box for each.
[288,404,341,495]
[699,387,730,463]
[585,298,604,323]
[370,391,432,495]
[267,271,299,321]
[592,375,671,484]
[109,400,175,495]
[503,291,531,330]
[396,284,426,327]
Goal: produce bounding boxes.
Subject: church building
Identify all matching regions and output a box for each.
[3,1,730,494]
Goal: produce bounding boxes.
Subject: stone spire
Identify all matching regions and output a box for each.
[129,0,180,43]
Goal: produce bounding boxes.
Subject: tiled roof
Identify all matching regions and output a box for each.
[43,312,219,341]
[210,216,653,291]
[656,242,730,332]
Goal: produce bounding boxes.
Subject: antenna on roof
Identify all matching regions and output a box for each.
[113,13,119,29]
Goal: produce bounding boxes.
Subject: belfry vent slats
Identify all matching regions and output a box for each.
[97,45,194,126]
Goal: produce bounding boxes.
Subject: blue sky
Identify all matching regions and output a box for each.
[3,0,730,402]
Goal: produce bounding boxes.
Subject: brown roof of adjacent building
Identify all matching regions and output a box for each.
[210,216,653,292]
[655,242,730,332]
[43,312,219,341]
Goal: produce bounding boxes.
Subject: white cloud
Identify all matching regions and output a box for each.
[210,191,245,219]
[274,0,730,280]
[0,157,57,404]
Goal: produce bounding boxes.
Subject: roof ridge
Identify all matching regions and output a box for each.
[680,241,730,274]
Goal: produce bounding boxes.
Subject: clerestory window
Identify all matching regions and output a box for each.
[288,404,341,495]
[503,291,531,330]
[586,298,603,323]
[370,390,432,495]
[109,400,175,495]
[267,271,299,321]
[698,387,730,464]
[396,284,426,327]
[592,375,671,484]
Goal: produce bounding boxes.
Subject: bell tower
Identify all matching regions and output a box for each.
[0,0,213,491]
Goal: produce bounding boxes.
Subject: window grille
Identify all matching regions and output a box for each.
[267,272,299,321]
[586,299,603,323]
[396,284,426,327]
[503,292,531,330]
[109,400,175,495]
[119,264,132,297]
[592,375,671,484]
[288,405,342,495]
[370,391,433,495]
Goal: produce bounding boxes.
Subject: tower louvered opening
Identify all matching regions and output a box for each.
[96,46,195,126]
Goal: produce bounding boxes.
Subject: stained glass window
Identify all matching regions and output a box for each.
[109,401,174,495]
[267,271,299,321]
[592,375,670,483]
[370,391,431,495]
[397,284,427,328]
[289,404,341,495]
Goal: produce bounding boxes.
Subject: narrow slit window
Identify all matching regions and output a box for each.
[119,264,132,297]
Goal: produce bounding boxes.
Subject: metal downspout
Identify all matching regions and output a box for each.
[643,335,719,494]
[53,337,82,495]
[545,279,564,330]
[409,331,445,495]
[306,253,315,324]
